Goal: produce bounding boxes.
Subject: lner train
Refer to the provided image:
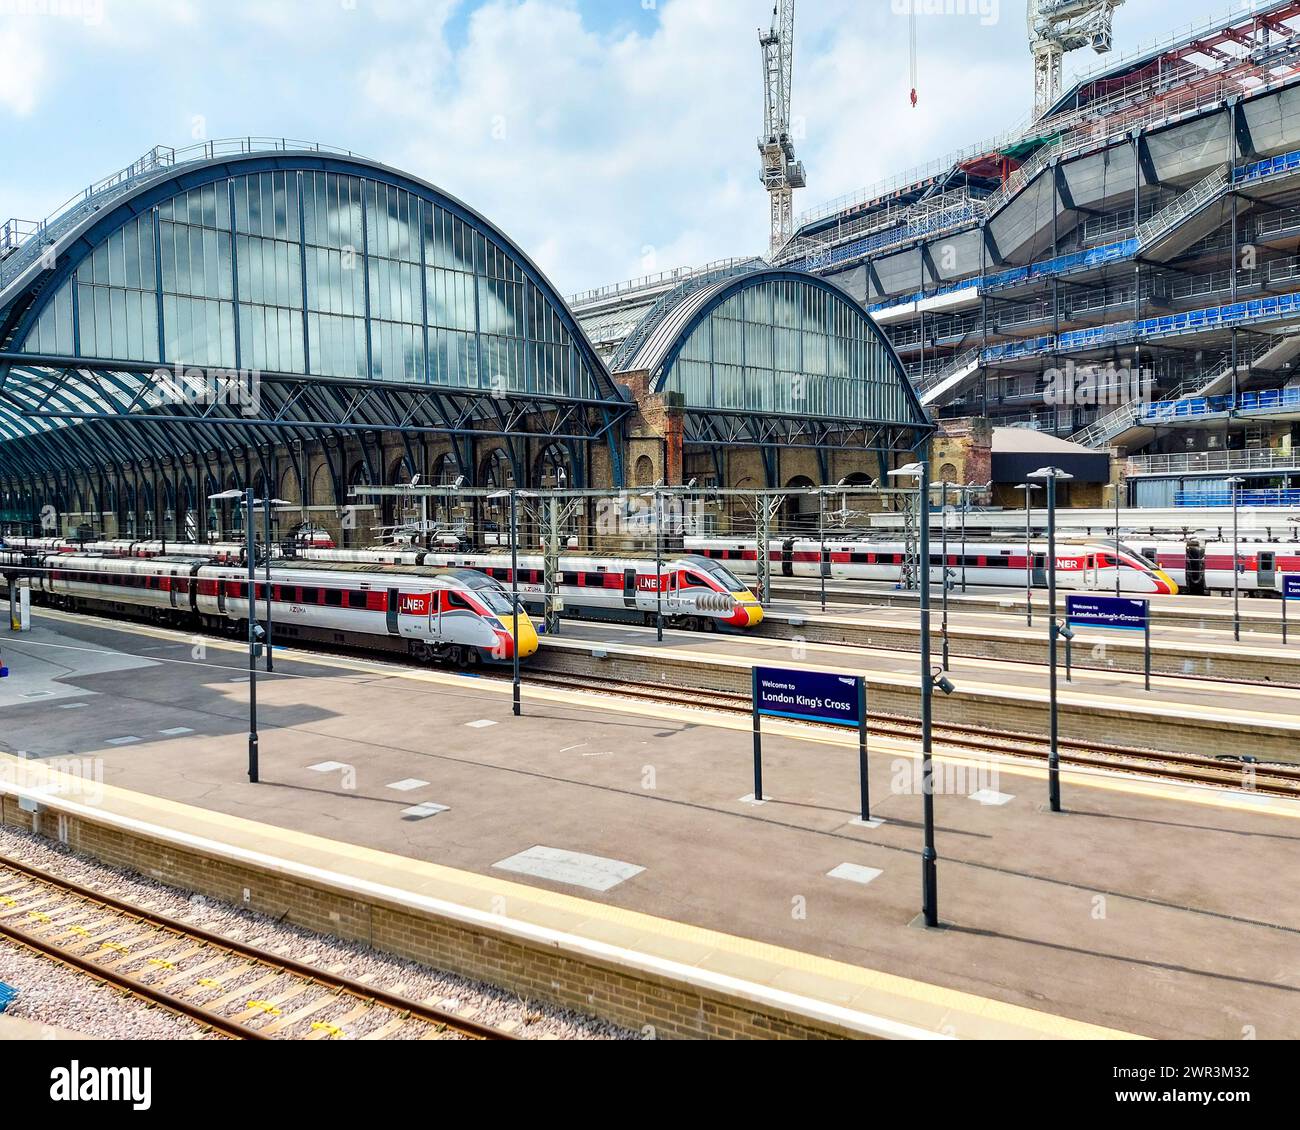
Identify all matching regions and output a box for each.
[33,554,538,666]
[299,548,765,630]
[1121,539,1300,596]
[682,536,1179,596]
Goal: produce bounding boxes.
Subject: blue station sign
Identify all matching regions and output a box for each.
[1284,575,1300,601]
[1066,594,1150,632]
[754,666,864,728]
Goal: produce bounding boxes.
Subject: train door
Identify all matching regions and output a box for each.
[1185,542,1206,595]
[1259,551,1277,590]
[623,568,638,610]
[387,589,400,636]
[1032,553,1048,588]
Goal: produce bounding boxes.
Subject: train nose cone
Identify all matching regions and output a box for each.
[1154,569,1179,596]
[513,612,540,658]
[741,593,764,627]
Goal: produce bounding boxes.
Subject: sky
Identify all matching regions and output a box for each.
[0,0,1269,296]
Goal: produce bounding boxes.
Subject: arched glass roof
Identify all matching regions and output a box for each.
[616,268,926,428]
[0,146,620,421]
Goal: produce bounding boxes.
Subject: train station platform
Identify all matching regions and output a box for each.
[759,597,1300,685]
[536,619,1300,761]
[2,610,1299,1039]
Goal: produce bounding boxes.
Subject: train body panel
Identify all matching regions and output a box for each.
[1124,540,1300,594]
[32,555,536,663]
[392,551,762,629]
[683,537,1177,596]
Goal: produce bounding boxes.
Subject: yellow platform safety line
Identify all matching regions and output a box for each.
[311,1021,344,1039]
[34,604,1300,818]
[247,1001,281,1016]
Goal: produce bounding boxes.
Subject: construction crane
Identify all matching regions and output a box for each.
[1028,0,1125,120]
[758,0,806,258]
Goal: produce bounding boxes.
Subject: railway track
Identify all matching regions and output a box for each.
[504,671,1300,798]
[0,855,517,1041]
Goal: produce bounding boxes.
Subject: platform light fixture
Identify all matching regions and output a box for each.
[252,498,290,673]
[208,487,261,784]
[639,484,667,643]
[1105,480,1124,597]
[887,460,940,927]
[1227,477,1246,642]
[488,487,536,716]
[1027,466,1074,813]
[1014,483,1043,627]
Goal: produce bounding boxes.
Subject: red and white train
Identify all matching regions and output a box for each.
[1120,539,1300,596]
[31,554,538,666]
[682,536,1180,596]
[298,547,765,630]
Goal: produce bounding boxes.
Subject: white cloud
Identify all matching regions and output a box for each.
[0,20,47,116]
[0,0,1272,292]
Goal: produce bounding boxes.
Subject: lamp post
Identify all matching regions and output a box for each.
[209,488,262,784]
[1014,483,1042,627]
[1106,480,1123,597]
[253,497,290,673]
[817,487,827,613]
[489,487,534,716]
[889,461,948,928]
[937,480,953,671]
[640,483,666,643]
[1028,467,1074,813]
[1228,476,1245,642]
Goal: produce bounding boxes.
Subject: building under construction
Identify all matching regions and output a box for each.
[576,1,1300,511]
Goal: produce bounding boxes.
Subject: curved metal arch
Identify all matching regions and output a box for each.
[1,150,620,403]
[642,268,929,428]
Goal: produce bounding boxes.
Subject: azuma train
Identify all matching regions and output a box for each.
[28,554,538,666]
[681,536,1180,595]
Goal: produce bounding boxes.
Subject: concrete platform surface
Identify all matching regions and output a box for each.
[2,610,1299,1039]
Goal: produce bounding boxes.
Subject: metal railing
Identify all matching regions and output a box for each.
[1,137,371,292]
[1127,448,1300,476]
[566,257,762,311]
[1176,487,1300,507]
[915,347,981,397]
[1136,165,1229,247]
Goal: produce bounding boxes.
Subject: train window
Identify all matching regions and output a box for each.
[324,589,343,607]
[447,592,472,611]
[347,591,368,609]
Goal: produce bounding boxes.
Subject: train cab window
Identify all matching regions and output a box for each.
[679,572,707,589]
[447,592,472,611]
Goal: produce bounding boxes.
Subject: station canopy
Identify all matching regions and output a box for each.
[0,140,631,484]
